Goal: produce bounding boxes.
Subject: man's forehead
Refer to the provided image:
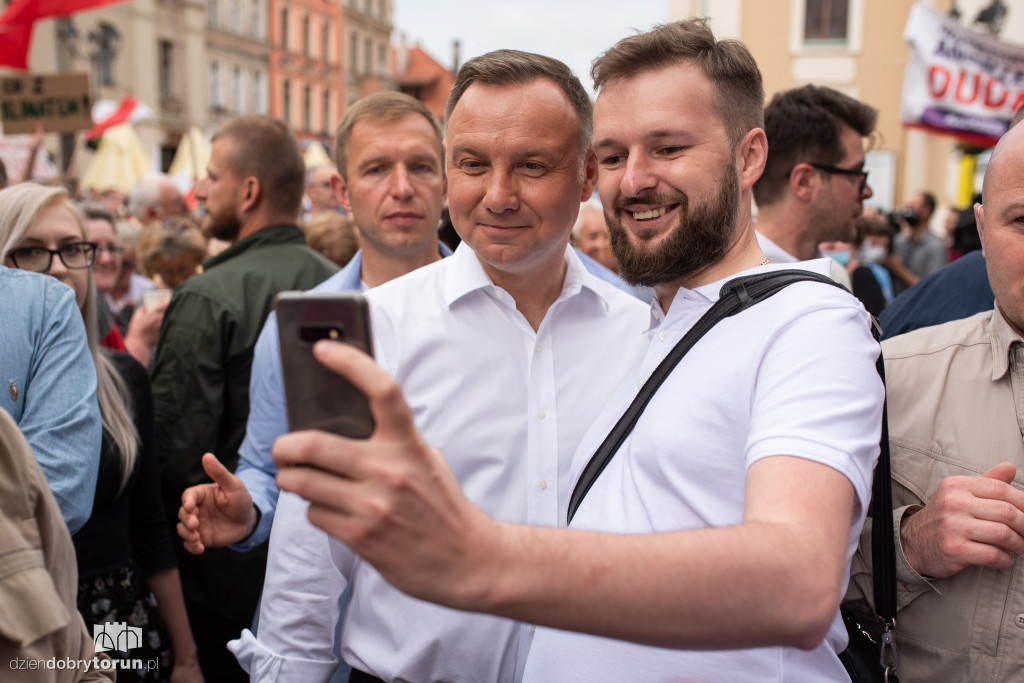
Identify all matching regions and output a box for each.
[349,116,441,158]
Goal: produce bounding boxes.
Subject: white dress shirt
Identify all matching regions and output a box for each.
[230,242,650,683]
[524,260,883,682]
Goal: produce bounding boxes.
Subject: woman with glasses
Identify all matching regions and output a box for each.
[0,183,202,683]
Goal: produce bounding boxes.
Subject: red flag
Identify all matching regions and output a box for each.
[85,94,138,140]
[0,0,131,70]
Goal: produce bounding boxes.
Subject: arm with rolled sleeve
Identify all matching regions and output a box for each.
[232,314,288,550]
[229,490,353,681]
[16,279,101,535]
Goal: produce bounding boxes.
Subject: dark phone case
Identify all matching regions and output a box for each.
[275,291,376,438]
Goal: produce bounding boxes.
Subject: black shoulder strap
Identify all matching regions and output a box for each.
[565,266,897,674]
[567,268,842,523]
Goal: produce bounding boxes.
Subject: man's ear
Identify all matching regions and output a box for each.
[331,172,352,213]
[974,202,986,256]
[736,128,767,193]
[787,162,817,202]
[240,176,260,214]
[580,149,599,201]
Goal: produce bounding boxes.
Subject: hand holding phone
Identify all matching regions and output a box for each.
[275,291,375,438]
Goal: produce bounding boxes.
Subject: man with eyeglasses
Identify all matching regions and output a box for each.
[303,164,344,222]
[752,84,878,288]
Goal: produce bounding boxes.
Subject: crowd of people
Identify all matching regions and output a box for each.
[3,16,1024,683]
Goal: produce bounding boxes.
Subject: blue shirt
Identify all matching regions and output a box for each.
[878,250,993,340]
[0,267,101,534]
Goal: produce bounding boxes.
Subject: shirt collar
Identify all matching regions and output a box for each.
[989,305,1024,381]
[442,241,613,312]
[202,224,305,270]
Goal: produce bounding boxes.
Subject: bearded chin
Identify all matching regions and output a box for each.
[607,166,740,288]
[201,208,242,243]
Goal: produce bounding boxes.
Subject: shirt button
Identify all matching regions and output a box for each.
[658,330,668,341]
[538,479,548,490]
[537,409,546,419]
[635,378,644,389]
[1016,614,1024,628]
[495,290,505,299]
[535,342,543,352]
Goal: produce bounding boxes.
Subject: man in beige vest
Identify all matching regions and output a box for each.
[845,118,1024,681]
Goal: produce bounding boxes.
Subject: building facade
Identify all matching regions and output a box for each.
[27,0,208,169]
[267,0,344,141]
[670,0,1024,218]
[342,0,394,109]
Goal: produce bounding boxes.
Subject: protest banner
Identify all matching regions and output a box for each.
[902,2,1024,147]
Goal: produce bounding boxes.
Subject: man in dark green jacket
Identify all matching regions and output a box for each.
[150,114,337,682]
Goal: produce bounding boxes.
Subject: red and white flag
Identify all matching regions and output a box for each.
[0,0,131,70]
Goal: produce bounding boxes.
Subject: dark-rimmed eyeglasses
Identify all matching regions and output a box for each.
[807,163,869,193]
[6,242,97,272]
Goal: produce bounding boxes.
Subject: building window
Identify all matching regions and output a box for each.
[378,42,386,76]
[804,0,848,41]
[378,0,384,19]
[281,8,289,49]
[364,37,372,75]
[250,0,261,38]
[322,20,330,61]
[209,61,222,110]
[283,79,291,122]
[304,84,312,131]
[229,0,240,33]
[207,0,217,27]
[232,66,243,113]
[349,31,357,74]
[303,15,310,55]
[90,23,119,86]
[253,69,268,114]
[159,40,173,96]
[322,88,331,131]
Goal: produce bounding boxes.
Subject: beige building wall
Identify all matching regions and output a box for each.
[671,0,1024,225]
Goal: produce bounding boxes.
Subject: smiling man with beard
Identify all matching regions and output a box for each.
[262,19,886,683]
[149,114,337,682]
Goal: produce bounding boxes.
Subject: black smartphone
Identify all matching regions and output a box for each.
[274,291,376,438]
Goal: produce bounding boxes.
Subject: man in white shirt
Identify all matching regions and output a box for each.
[230,50,649,682]
[271,20,883,682]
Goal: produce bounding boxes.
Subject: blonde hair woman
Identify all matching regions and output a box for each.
[0,183,203,683]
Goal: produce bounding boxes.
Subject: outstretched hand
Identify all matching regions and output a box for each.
[900,462,1024,578]
[273,340,497,609]
[177,453,257,554]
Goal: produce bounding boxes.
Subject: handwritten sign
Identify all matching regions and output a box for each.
[0,73,92,134]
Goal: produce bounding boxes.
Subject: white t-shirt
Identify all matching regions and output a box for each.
[524,259,883,682]
[231,243,651,683]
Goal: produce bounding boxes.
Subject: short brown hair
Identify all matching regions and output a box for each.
[334,92,443,181]
[212,115,305,217]
[445,49,593,164]
[138,217,207,279]
[754,85,877,208]
[592,19,764,149]
[304,212,359,267]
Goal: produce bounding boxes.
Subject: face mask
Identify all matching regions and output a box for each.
[823,248,851,266]
[860,243,888,264]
